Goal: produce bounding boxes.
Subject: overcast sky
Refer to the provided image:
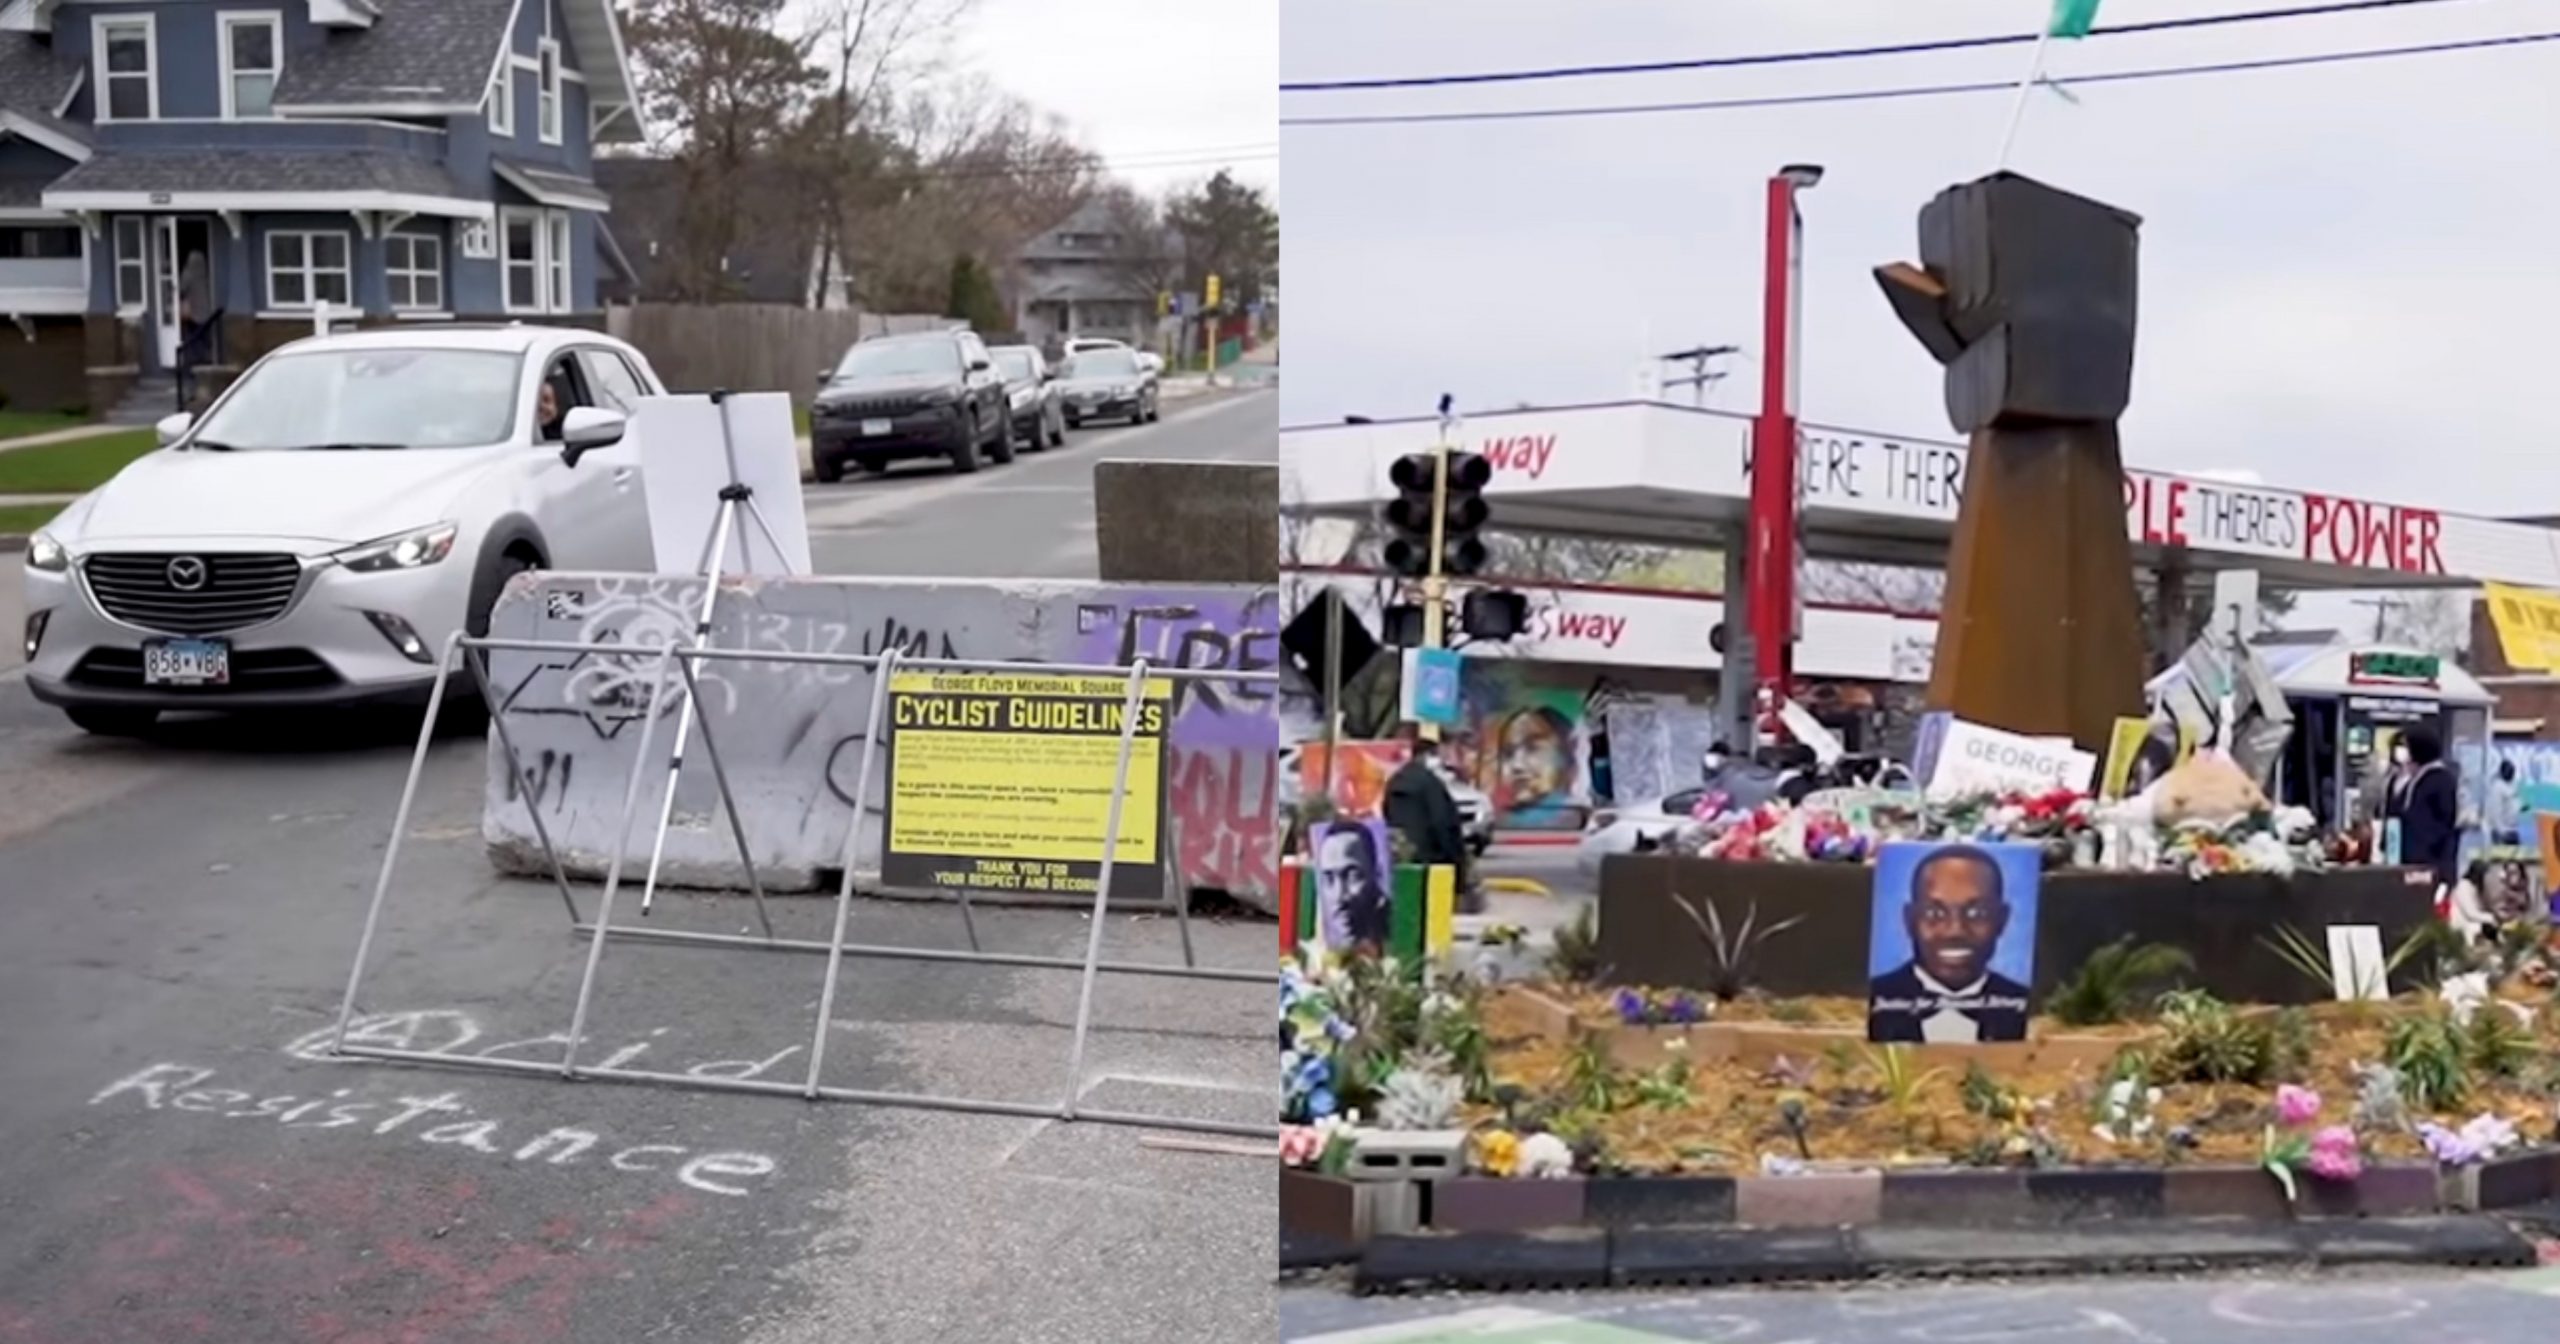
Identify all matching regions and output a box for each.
[1280,0,2556,518]
[959,0,1278,197]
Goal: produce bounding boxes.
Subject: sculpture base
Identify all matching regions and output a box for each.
[1928,422,2149,753]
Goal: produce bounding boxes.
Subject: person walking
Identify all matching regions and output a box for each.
[1384,732,1474,914]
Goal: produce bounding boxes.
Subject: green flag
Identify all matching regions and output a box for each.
[2048,0,2102,39]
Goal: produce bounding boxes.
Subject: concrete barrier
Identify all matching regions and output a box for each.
[481,573,1283,913]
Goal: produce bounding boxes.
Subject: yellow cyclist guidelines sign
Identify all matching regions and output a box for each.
[880,669,1175,898]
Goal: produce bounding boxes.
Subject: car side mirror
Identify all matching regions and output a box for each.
[969,358,991,373]
[558,406,627,466]
[155,411,194,447]
[818,367,835,385]
[1041,370,1058,382]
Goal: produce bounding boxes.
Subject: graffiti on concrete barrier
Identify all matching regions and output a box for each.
[501,749,575,812]
[1080,594,1281,748]
[562,576,738,722]
[858,613,960,663]
[1168,747,1279,903]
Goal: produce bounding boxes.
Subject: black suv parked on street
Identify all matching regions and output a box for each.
[810,329,1011,480]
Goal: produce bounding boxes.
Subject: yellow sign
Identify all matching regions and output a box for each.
[2098,716,2196,800]
[1204,273,1221,309]
[2485,582,2560,674]
[881,670,1173,898]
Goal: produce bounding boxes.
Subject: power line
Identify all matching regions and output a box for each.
[1282,0,2496,91]
[1281,28,2559,127]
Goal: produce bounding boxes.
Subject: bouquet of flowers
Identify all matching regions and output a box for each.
[1280,943,1358,1124]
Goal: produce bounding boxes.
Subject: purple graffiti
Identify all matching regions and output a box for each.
[1076,594,1280,751]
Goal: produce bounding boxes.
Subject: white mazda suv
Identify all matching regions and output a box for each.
[20,324,666,735]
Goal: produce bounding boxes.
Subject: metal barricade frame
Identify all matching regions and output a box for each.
[329,626,1277,1140]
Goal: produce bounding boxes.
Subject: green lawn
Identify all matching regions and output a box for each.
[0,409,88,442]
[0,502,63,536]
[0,429,163,494]
[794,401,812,437]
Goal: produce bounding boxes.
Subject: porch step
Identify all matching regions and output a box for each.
[107,379,179,427]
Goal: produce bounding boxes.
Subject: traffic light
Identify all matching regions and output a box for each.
[1381,451,1491,578]
[1460,589,1529,642]
[1205,273,1222,309]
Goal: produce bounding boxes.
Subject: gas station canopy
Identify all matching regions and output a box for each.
[1282,401,2550,590]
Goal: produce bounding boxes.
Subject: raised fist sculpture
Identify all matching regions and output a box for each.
[1876,173,2149,753]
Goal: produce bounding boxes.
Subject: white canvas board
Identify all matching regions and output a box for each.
[633,392,812,576]
[2327,924,2387,1002]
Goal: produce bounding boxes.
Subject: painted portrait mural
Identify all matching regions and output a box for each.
[1444,663,1590,831]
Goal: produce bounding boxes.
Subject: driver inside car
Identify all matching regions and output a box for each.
[536,370,569,441]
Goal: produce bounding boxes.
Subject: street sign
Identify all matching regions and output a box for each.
[1400,647,1463,727]
[1174,291,1198,318]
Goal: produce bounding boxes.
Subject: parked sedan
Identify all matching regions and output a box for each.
[988,344,1065,452]
[1576,788,1712,880]
[1055,346,1160,428]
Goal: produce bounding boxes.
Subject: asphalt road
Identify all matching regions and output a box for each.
[1281,1271,2560,1341]
[803,383,1275,579]
[0,383,1280,1341]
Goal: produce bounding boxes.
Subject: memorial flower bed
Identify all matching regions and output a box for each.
[1279,913,2560,1203]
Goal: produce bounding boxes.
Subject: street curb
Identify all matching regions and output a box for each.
[1348,1217,2539,1294]
[0,534,24,552]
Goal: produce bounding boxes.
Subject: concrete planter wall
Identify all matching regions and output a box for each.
[1285,1148,2560,1247]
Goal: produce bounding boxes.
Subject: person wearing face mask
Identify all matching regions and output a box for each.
[2392,727,2460,890]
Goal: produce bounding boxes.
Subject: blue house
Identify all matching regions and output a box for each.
[0,0,642,416]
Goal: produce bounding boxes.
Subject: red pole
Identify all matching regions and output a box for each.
[1748,172,1804,735]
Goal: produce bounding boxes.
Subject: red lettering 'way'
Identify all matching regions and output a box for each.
[1480,434,1556,480]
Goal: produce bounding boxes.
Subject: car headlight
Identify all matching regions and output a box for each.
[335,522,458,572]
[25,530,69,573]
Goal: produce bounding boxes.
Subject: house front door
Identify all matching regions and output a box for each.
[149,216,180,369]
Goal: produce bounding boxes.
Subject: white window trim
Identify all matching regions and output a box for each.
[537,39,563,145]
[112,216,146,315]
[487,62,514,136]
[500,205,548,314]
[263,229,353,311]
[384,231,445,312]
[545,210,571,312]
[92,13,158,124]
[218,11,283,121]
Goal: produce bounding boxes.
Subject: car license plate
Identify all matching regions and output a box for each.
[861,418,892,437]
[143,638,230,686]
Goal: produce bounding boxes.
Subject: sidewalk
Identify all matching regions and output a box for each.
[0,423,134,453]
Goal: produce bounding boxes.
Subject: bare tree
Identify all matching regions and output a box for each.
[847,75,1100,313]
[1091,182,1180,309]
[2372,589,2471,658]
[624,0,824,300]
[798,0,976,305]
[1800,561,1945,612]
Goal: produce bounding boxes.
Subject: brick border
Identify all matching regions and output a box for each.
[1280,1147,2560,1248]
[1351,1217,2539,1294]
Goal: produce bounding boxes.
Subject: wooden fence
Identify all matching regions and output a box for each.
[605,305,954,398]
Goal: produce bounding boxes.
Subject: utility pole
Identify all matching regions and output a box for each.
[1657,344,1738,407]
[2350,594,2405,643]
